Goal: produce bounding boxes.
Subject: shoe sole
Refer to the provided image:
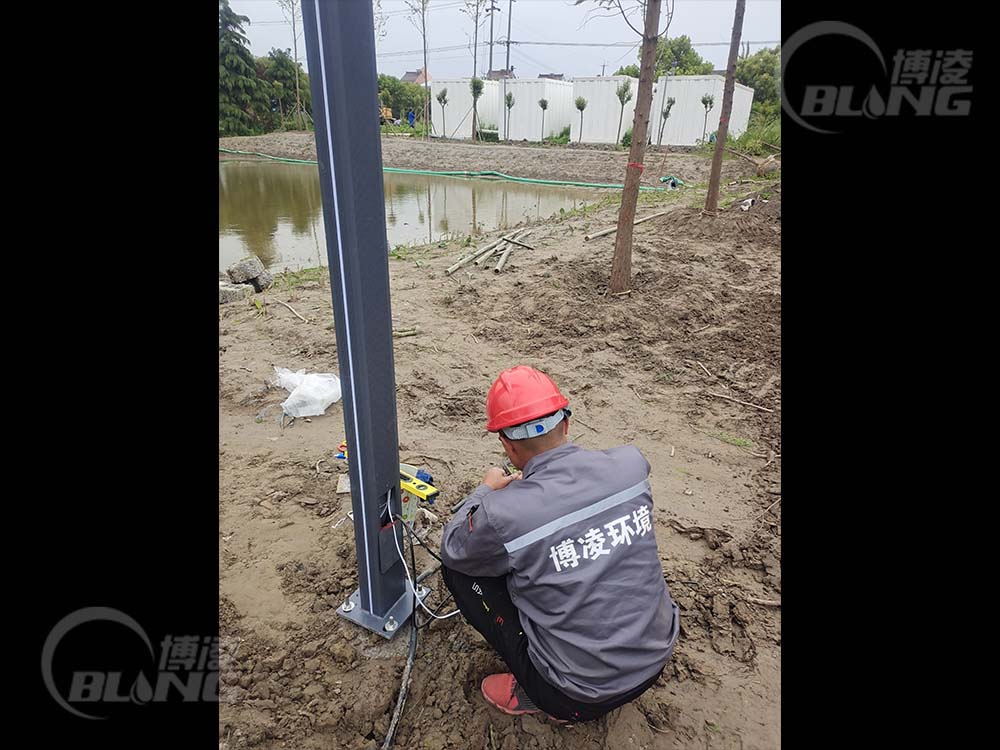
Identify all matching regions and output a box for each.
[480,681,569,724]
[481,682,539,716]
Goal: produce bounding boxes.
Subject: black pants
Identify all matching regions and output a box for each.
[441,566,662,722]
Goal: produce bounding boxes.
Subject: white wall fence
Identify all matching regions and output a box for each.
[426,75,754,147]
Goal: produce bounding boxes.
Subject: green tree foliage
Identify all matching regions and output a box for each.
[736,45,780,121]
[615,80,633,144]
[436,88,448,136]
[257,48,311,123]
[470,77,484,137]
[653,36,715,77]
[616,36,713,81]
[219,0,271,136]
[377,74,428,120]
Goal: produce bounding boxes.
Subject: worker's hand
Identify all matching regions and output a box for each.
[482,467,520,491]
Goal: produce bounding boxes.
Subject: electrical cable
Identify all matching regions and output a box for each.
[397,514,444,564]
[393,522,462,620]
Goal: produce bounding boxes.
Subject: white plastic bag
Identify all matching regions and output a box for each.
[273,367,342,417]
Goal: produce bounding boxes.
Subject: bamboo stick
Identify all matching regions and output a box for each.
[584,211,670,241]
[493,230,532,274]
[494,244,514,273]
[474,229,528,266]
[445,237,504,275]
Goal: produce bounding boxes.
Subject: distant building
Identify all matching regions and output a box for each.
[539,73,565,80]
[486,67,515,81]
[401,68,430,84]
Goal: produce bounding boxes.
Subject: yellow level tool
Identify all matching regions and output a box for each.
[399,468,439,524]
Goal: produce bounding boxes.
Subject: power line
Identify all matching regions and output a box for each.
[511,39,780,48]
[379,52,478,64]
[377,42,489,58]
[375,38,778,59]
[381,1,465,17]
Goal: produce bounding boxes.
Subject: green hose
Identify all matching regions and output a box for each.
[219,147,667,192]
[219,147,317,165]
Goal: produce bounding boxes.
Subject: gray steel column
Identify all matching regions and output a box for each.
[301,0,413,638]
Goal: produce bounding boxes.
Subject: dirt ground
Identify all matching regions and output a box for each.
[218,140,780,750]
[219,132,756,187]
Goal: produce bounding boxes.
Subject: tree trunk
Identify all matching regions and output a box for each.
[472,7,479,78]
[505,0,512,136]
[609,0,661,294]
[617,106,624,145]
[441,107,446,138]
[292,9,303,129]
[704,0,746,214]
[578,112,583,143]
[471,187,478,233]
[541,111,545,142]
[422,7,431,139]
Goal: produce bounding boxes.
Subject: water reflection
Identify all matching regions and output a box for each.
[219,161,595,272]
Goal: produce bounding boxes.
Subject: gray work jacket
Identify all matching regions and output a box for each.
[441,442,679,703]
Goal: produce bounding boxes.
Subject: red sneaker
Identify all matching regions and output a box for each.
[481,673,541,716]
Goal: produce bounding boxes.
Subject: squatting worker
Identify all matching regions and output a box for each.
[440,365,679,722]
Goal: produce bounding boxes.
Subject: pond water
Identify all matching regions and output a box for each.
[219,161,597,272]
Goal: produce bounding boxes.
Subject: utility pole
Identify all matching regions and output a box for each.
[300,0,417,640]
[503,0,513,139]
[486,2,499,75]
[601,61,606,76]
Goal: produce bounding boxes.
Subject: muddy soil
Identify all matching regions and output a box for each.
[219,153,780,749]
[219,132,755,187]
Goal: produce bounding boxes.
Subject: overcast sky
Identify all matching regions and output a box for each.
[230,0,779,80]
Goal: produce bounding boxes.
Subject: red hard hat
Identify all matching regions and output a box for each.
[485,365,570,432]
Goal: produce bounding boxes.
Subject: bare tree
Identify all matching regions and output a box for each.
[373,0,388,47]
[461,0,486,78]
[406,0,432,139]
[578,0,675,293]
[704,0,746,214]
[276,0,304,129]
[539,98,548,142]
